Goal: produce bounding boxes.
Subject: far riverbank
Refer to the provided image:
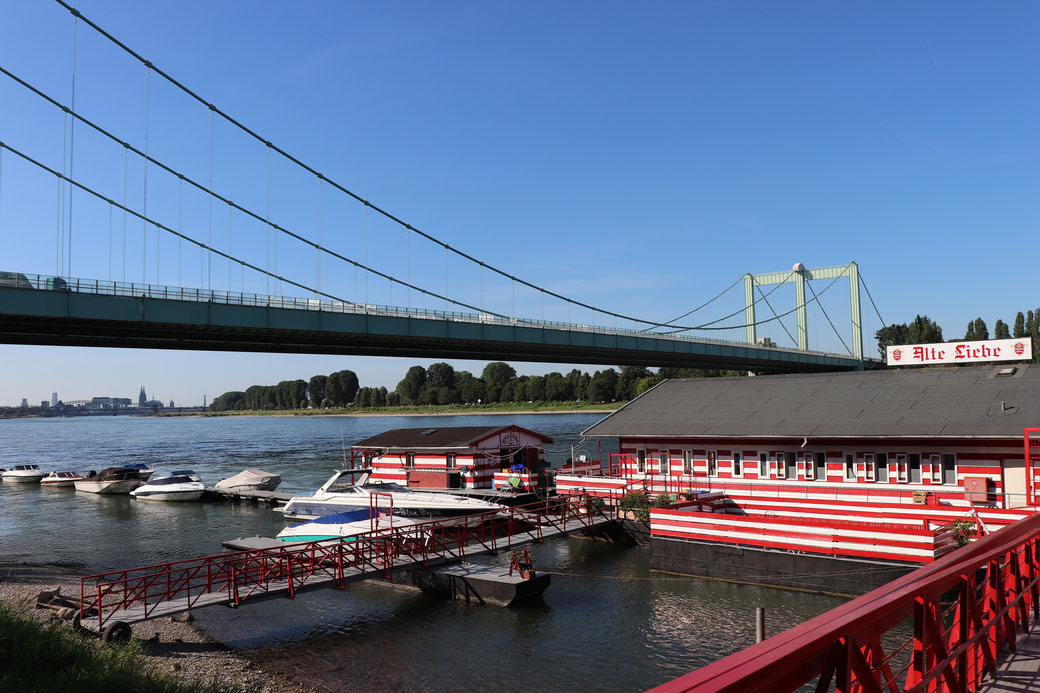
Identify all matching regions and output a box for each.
[147,401,624,419]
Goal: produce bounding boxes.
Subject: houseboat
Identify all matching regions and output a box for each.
[350,425,553,491]
[558,364,1039,594]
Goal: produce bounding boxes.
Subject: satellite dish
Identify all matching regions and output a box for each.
[792,262,805,272]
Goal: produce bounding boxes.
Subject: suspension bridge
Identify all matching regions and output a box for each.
[0,3,887,372]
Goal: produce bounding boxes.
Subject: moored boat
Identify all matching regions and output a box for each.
[214,468,281,493]
[40,471,84,487]
[119,463,155,480]
[276,508,421,542]
[1,465,47,483]
[74,467,145,494]
[279,469,505,520]
[130,471,205,502]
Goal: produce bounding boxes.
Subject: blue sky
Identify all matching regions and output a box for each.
[0,1,1037,406]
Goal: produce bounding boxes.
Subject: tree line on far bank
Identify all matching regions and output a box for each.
[208,363,740,412]
[875,308,1040,361]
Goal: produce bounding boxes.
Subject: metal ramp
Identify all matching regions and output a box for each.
[79,494,614,635]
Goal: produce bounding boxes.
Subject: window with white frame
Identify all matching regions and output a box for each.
[683,450,693,475]
[759,452,768,477]
[363,452,374,466]
[733,452,742,477]
[896,454,908,482]
[845,454,856,480]
[707,451,717,477]
[931,454,941,483]
[803,452,815,480]
[776,453,787,478]
[657,452,670,475]
[406,452,415,467]
[865,453,875,481]
[446,453,457,469]
[637,449,646,473]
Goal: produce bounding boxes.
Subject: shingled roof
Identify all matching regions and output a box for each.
[582,364,1038,439]
[353,425,552,449]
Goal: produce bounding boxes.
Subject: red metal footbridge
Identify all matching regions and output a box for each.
[650,505,1040,692]
[78,494,613,640]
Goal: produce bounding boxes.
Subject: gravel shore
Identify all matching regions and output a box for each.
[0,561,312,692]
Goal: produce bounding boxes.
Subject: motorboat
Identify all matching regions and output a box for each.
[278,469,505,520]
[1,465,47,483]
[214,468,281,493]
[74,467,145,494]
[119,463,155,480]
[276,508,422,542]
[130,470,205,502]
[40,471,84,487]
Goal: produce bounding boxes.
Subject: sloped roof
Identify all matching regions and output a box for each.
[582,364,1038,439]
[353,425,552,449]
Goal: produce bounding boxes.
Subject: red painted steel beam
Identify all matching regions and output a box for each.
[647,511,1040,693]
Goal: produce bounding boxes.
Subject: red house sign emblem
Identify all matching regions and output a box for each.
[892,348,902,362]
[1014,342,1026,356]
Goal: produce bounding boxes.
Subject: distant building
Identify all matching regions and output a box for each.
[91,397,132,409]
[169,399,175,408]
[51,392,58,407]
[138,387,147,407]
[40,401,49,409]
[19,399,28,408]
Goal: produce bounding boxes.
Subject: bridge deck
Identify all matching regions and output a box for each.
[979,620,1040,692]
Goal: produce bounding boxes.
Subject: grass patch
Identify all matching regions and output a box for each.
[0,604,221,693]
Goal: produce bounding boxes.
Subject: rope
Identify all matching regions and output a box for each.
[643,273,745,331]
[806,279,851,355]
[858,271,886,327]
[47,1,774,332]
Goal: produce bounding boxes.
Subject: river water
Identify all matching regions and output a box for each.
[0,413,848,691]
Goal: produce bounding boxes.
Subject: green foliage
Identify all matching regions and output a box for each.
[326,370,360,407]
[994,320,1010,340]
[615,366,651,401]
[209,391,245,411]
[619,491,651,521]
[651,493,676,507]
[307,375,327,407]
[395,365,427,405]
[1014,312,1026,338]
[588,368,618,402]
[0,604,222,692]
[950,518,977,547]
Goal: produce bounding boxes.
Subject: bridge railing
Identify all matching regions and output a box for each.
[2,271,856,358]
[649,510,1040,693]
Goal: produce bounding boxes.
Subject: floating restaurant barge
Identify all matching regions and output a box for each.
[558,364,1040,594]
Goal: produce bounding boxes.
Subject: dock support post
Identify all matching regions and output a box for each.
[756,607,766,643]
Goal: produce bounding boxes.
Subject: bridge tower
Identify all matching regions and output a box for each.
[743,261,863,361]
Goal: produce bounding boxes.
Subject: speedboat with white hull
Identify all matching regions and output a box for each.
[74,467,145,494]
[131,471,205,502]
[276,508,422,542]
[1,465,47,483]
[278,469,505,521]
[40,471,84,487]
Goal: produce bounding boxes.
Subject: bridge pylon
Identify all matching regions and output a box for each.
[743,261,863,361]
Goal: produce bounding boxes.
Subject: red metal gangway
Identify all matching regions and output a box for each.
[79,493,613,634]
[649,509,1040,693]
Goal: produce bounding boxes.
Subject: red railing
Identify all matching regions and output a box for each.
[80,493,612,630]
[649,510,1040,693]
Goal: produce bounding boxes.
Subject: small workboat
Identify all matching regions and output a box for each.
[40,471,84,487]
[130,470,205,502]
[119,463,155,480]
[1,464,48,483]
[74,467,145,494]
[276,508,422,543]
[214,468,281,493]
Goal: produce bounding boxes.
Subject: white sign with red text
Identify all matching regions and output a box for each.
[887,337,1033,366]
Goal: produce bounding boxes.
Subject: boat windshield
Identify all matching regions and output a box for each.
[147,475,195,486]
[361,482,411,494]
[13,465,40,471]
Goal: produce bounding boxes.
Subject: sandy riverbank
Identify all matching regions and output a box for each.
[0,561,312,692]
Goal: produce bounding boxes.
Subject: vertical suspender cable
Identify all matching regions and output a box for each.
[265,147,270,295]
[59,112,67,276]
[177,177,182,287]
[55,177,62,276]
[406,227,411,309]
[207,108,213,290]
[364,205,369,305]
[0,147,3,250]
[512,279,516,320]
[480,265,484,312]
[122,145,127,281]
[107,203,112,281]
[68,16,77,277]
[444,247,449,312]
[142,66,150,284]
[316,177,322,295]
[227,203,232,291]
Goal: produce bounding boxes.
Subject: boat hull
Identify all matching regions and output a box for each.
[281,500,492,521]
[40,479,79,487]
[131,490,204,502]
[2,473,47,483]
[74,479,144,494]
